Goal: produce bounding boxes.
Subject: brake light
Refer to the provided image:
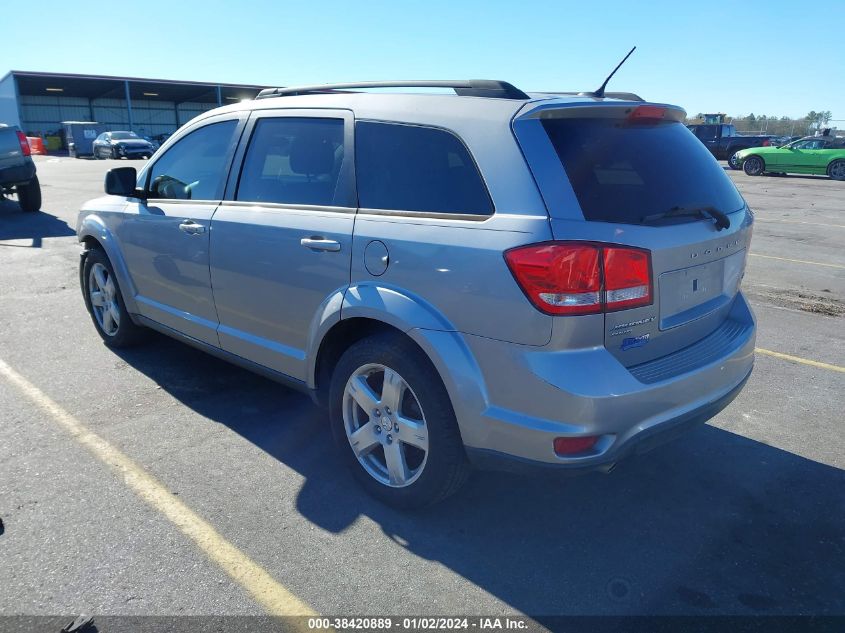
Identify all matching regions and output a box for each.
[16,131,31,156]
[603,246,652,311]
[762,138,771,146]
[628,105,666,122]
[504,242,652,315]
[504,243,601,315]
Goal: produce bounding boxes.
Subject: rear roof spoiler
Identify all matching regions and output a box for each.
[540,91,644,102]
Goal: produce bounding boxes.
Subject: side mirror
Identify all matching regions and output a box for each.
[105,167,142,198]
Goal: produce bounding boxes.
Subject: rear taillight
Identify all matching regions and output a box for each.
[16,131,31,156]
[762,139,771,146]
[504,242,652,316]
[603,247,651,312]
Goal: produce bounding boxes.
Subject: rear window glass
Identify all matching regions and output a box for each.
[236,117,344,207]
[355,121,493,215]
[542,118,745,224]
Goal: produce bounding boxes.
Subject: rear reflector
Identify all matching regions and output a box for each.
[505,242,652,315]
[554,436,599,455]
[16,131,31,156]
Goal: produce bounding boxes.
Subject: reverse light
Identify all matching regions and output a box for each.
[554,436,599,455]
[603,246,652,311]
[16,131,31,156]
[505,242,652,316]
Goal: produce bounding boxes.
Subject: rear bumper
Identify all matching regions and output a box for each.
[0,161,36,187]
[466,366,751,473]
[457,292,756,470]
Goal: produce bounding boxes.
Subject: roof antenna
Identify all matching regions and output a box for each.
[582,46,636,98]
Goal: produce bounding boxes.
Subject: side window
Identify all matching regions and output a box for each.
[236,117,344,206]
[698,125,718,140]
[355,121,493,215]
[148,120,237,200]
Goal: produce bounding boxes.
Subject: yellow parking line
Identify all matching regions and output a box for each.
[756,348,845,374]
[755,218,845,229]
[0,358,316,616]
[749,253,845,269]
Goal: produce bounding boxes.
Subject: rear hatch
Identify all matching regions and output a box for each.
[514,101,753,366]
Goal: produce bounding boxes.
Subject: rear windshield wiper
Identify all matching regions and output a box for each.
[641,206,731,231]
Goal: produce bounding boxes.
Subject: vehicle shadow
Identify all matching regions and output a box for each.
[113,334,845,616]
[0,199,76,247]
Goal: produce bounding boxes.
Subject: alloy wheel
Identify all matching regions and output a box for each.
[342,363,429,488]
[88,262,120,336]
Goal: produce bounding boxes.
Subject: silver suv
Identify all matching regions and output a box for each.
[77,80,756,508]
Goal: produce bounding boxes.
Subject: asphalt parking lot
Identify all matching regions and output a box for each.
[0,156,843,620]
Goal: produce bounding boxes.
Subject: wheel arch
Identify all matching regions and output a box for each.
[78,215,139,314]
[827,157,845,178]
[308,285,490,441]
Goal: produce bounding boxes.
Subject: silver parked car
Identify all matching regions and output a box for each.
[76,80,756,508]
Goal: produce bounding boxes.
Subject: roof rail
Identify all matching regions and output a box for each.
[256,80,530,100]
[543,91,644,102]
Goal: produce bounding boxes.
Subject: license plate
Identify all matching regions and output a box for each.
[658,251,744,329]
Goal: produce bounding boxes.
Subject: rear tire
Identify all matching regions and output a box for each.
[828,159,845,181]
[329,333,470,509]
[82,247,146,348]
[17,176,41,212]
[743,156,765,176]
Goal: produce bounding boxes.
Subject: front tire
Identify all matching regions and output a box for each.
[828,159,845,181]
[728,151,745,170]
[82,247,146,347]
[329,333,470,509]
[17,176,41,212]
[743,156,765,176]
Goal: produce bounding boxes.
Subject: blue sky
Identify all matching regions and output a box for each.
[3,0,842,121]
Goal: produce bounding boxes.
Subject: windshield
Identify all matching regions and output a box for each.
[541,118,745,225]
[110,132,139,140]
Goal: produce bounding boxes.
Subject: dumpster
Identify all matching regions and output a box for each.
[62,121,106,158]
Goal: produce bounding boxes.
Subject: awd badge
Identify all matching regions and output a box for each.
[621,333,650,351]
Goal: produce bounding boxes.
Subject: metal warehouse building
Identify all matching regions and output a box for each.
[0,70,270,147]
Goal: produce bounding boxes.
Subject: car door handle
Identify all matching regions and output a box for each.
[300,237,341,252]
[179,220,206,235]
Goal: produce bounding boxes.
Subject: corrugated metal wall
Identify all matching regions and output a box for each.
[19,94,219,137]
[20,95,90,134]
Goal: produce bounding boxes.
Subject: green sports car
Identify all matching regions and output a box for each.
[732,136,845,180]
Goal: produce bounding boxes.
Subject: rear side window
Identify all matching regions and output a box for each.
[542,118,745,225]
[237,117,344,206]
[148,120,237,200]
[355,121,493,215]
